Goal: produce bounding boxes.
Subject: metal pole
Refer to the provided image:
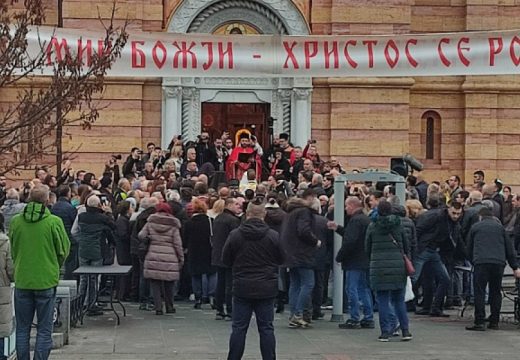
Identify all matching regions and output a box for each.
[331,178,345,322]
[56,0,63,174]
[395,180,406,207]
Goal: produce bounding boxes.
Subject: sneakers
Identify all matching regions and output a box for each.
[392,325,401,337]
[224,314,232,321]
[139,303,154,311]
[378,334,390,342]
[215,313,226,320]
[155,310,163,315]
[312,312,325,320]
[401,330,413,341]
[488,323,499,330]
[339,319,361,329]
[360,319,375,329]
[166,307,176,314]
[430,310,450,318]
[289,315,309,329]
[194,302,202,310]
[466,324,486,331]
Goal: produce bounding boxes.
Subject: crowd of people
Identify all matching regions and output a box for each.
[1,130,520,360]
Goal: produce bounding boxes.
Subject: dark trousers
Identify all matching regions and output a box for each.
[473,263,504,325]
[322,268,331,303]
[216,267,233,314]
[412,249,450,312]
[228,297,276,360]
[149,279,175,312]
[312,270,325,315]
[63,242,78,281]
[139,259,151,304]
[130,255,141,300]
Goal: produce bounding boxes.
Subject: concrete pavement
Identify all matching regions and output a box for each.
[48,301,520,360]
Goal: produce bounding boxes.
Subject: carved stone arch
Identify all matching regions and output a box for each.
[168,0,310,35]
[162,1,312,146]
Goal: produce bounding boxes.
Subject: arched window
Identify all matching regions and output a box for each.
[421,111,441,162]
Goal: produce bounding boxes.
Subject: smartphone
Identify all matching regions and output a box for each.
[99,195,109,206]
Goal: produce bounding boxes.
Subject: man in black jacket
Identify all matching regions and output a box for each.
[212,197,242,320]
[75,195,116,316]
[465,207,520,331]
[122,147,144,178]
[279,197,321,328]
[222,199,284,360]
[329,196,373,329]
[51,185,78,280]
[413,201,463,317]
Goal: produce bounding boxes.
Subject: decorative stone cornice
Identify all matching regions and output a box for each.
[313,77,416,89]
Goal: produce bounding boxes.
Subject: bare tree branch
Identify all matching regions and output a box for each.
[0,0,128,176]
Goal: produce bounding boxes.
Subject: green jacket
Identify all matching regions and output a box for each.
[365,215,408,292]
[9,202,70,290]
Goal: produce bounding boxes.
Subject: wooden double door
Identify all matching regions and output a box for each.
[201,103,271,148]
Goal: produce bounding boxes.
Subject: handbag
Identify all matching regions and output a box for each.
[390,234,415,276]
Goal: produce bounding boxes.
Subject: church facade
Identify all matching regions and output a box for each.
[19,1,520,185]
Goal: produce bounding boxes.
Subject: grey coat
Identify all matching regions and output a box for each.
[1,199,26,234]
[0,232,14,337]
[139,213,184,281]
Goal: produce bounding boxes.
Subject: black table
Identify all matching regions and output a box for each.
[73,265,132,325]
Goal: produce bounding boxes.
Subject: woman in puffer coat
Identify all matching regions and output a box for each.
[139,202,184,315]
[0,214,14,360]
[365,199,412,342]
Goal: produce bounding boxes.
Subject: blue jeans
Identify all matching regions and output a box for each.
[412,248,450,311]
[376,289,409,336]
[289,267,314,317]
[192,273,217,300]
[15,288,56,360]
[78,258,103,308]
[228,297,276,360]
[346,270,373,322]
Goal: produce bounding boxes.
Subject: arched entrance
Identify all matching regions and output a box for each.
[161,0,312,149]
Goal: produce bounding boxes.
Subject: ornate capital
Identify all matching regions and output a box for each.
[278,89,293,100]
[163,86,182,98]
[293,88,312,100]
[182,87,198,99]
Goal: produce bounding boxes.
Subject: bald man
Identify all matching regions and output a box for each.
[328,196,373,329]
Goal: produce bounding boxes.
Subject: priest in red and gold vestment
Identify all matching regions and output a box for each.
[225,132,262,181]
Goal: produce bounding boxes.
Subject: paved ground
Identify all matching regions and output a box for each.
[49,301,520,360]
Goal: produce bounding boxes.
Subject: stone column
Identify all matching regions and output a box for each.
[162,86,183,149]
[278,89,292,137]
[291,88,312,147]
[181,88,201,141]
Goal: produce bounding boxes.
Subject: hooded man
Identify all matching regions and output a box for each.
[222,198,284,360]
[9,185,70,360]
